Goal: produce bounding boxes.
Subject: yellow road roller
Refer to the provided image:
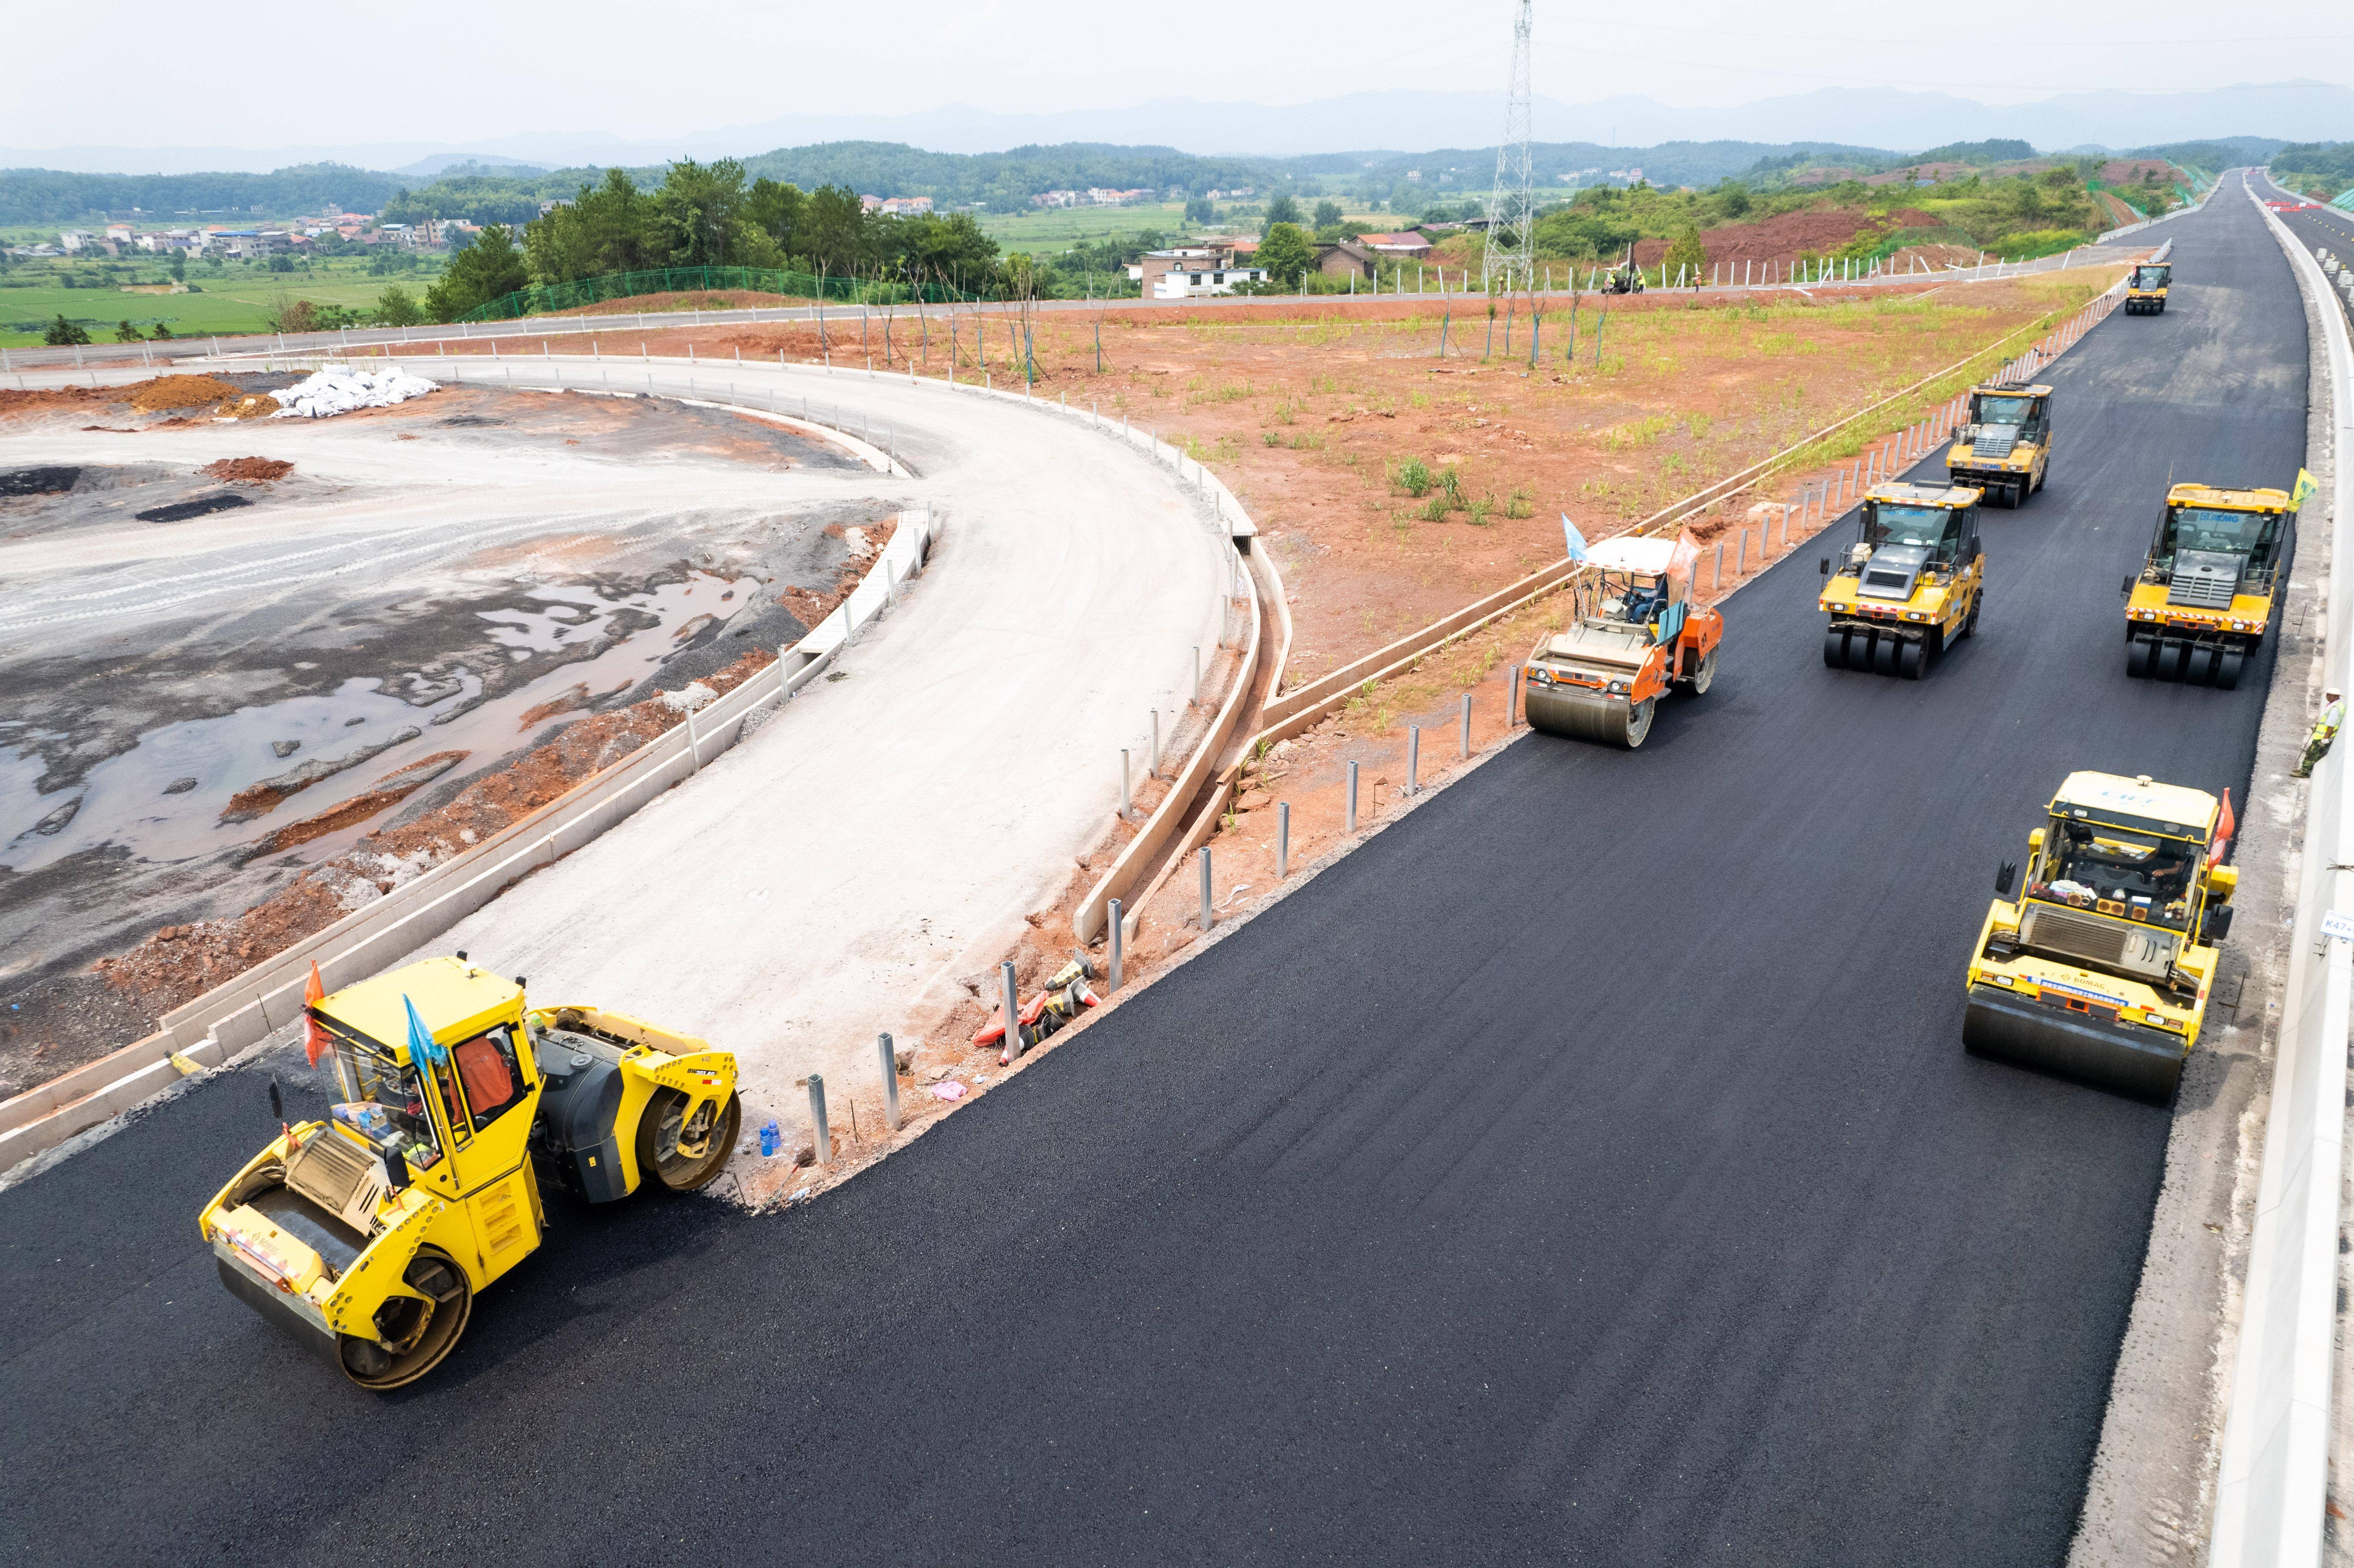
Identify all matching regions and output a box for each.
[199,955,740,1388]
[2123,482,2292,688]
[1963,772,2236,1099]
[2124,260,2172,314]
[1524,532,1722,749]
[1819,481,1987,678]
[1944,382,2052,509]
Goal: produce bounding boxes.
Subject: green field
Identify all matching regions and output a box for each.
[973,201,1201,256]
[0,255,445,347]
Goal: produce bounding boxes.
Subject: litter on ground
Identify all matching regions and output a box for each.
[270,368,441,420]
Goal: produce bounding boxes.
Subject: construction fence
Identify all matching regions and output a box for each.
[461,266,971,324]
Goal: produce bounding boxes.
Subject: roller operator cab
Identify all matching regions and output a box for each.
[2122,482,2290,688]
[2125,261,2172,314]
[1963,772,2236,1100]
[1524,531,1722,749]
[1819,482,1986,678]
[1944,383,2051,509]
[198,957,741,1389]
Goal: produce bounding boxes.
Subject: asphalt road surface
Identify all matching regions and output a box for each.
[0,190,2309,1565]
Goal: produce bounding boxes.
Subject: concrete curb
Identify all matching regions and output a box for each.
[2208,181,2354,1568]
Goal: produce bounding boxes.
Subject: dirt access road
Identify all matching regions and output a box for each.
[3,357,1231,1165]
[330,358,1230,1168]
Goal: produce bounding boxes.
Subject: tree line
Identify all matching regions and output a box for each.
[417,159,1014,321]
[0,163,405,226]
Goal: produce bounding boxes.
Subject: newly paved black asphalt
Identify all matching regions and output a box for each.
[0,183,2311,1566]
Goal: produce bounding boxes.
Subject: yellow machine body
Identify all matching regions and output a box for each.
[2124,261,2171,314]
[1944,383,2051,509]
[1963,772,2235,1099]
[1819,482,1986,678]
[2123,482,2290,688]
[198,956,739,1388]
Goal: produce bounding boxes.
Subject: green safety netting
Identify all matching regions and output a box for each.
[459,266,971,323]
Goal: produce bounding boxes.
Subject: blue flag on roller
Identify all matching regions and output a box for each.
[403,993,446,1066]
[1561,514,1589,563]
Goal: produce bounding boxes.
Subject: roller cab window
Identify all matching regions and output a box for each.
[1861,503,1972,569]
[2154,504,2280,579]
[448,1026,529,1132]
[2028,818,2198,929]
[2133,265,2170,289]
[1972,394,2034,426]
[327,1033,447,1173]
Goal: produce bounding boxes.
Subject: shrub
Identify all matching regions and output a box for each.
[1395,457,1433,496]
[115,319,142,342]
[43,314,90,346]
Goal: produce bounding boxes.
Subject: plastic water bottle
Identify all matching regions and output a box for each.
[759,1118,781,1158]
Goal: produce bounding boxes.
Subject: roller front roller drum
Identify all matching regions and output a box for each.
[1962,985,2187,1101]
[1526,686,1655,749]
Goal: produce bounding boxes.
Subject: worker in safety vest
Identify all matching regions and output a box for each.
[2295,688,2345,778]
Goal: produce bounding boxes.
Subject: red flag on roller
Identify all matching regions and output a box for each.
[302,961,330,1067]
[2208,788,2236,866]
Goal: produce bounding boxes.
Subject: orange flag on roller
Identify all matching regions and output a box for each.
[302,961,330,1067]
[2209,788,2236,866]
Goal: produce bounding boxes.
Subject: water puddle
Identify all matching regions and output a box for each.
[2,571,757,876]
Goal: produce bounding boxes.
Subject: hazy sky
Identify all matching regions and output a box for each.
[7,0,2350,147]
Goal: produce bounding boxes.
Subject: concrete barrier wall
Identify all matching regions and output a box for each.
[0,502,930,1175]
[2210,191,2354,1568]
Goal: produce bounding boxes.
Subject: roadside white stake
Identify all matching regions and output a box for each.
[1000,961,1022,1062]
[807,1074,828,1165]
[1199,847,1214,932]
[878,1033,900,1131]
[1108,899,1124,991]
[1278,802,1291,879]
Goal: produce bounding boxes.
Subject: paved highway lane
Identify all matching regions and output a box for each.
[0,191,2308,1565]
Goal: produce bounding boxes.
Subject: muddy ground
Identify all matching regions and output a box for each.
[0,377,897,1095]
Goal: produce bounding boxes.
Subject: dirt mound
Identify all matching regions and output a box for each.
[220,392,280,420]
[1632,208,1943,272]
[0,385,111,413]
[200,456,294,482]
[125,375,247,413]
[96,650,777,1008]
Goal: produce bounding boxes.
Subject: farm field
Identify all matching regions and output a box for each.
[0,258,442,345]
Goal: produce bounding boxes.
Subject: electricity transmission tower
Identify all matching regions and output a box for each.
[1483,0,1536,296]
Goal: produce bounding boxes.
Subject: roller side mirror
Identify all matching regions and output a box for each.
[1819,557,1831,576]
[1996,861,2018,897]
[2120,575,2134,597]
[268,1078,283,1123]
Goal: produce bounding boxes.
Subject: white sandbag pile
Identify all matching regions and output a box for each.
[269,367,441,419]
